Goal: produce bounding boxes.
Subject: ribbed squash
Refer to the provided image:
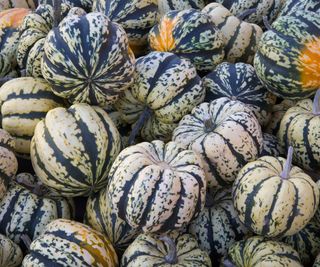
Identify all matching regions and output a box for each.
[233,147,319,238]
[158,0,206,15]
[172,98,263,188]
[0,77,65,157]
[0,174,74,251]
[203,62,276,126]
[188,187,248,265]
[114,52,204,143]
[108,140,206,233]
[215,0,284,24]
[0,234,23,267]
[0,0,36,10]
[202,3,263,64]
[278,90,320,172]
[39,0,93,11]
[93,0,158,56]
[85,186,139,254]
[42,12,135,106]
[22,219,118,267]
[281,218,320,266]
[223,236,303,267]
[31,103,121,197]
[0,129,17,200]
[148,9,225,71]
[260,133,283,157]
[254,10,320,99]
[279,0,320,17]
[121,232,211,267]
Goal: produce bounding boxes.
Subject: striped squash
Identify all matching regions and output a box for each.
[0,77,65,157]
[85,186,140,254]
[281,218,320,266]
[203,62,276,126]
[93,0,158,56]
[0,179,74,251]
[121,232,211,267]
[148,9,225,71]
[215,0,284,25]
[233,147,319,238]
[22,219,118,267]
[0,0,36,10]
[202,3,263,64]
[108,140,206,233]
[42,12,135,106]
[0,129,18,200]
[278,90,320,171]
[0,234,23,267]
[188,187,249,265]
[254,10,320,99]
[31,103,121,197]
[38,0,93,11]
[223,236,303,267]
[279,0,320,17]
[114,52,204,143]
[264,99,297,136]
[260,133,283,157]
[158,0,206,15]
[172,98,263,188]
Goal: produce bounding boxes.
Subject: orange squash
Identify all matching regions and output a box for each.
[0,8,30,28]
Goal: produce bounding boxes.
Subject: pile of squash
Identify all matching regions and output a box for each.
[0,0,319,266]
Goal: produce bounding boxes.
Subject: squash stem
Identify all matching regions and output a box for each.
[128,106,151,146]
[280,146,293,180]
[203,115,214,132]
[16,175,49,196]
[159,236,178,264]
[312,89,320,115]
[21,234,32,250]
[238,8,257,20]
[263,16,272,31]
[54,0,62,28]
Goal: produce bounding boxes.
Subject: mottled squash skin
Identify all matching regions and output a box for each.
[0,234,23,267]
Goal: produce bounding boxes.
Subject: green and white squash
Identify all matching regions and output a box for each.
[233,147,319,238]
[278,90,320,172]
[260,133,283,157]
[223,236,303,267]
[0,129,17,200]
[0,174,74,251]
[203,62,276,126]
[254,10,320,99]
[0,77,65,157]
[31,103,121,197]
[158,0,206,15]
[39,0,93,12]
[188,187,248,265]
[314,253,320,267]
[42,11,135,106]
[0,234,23,267]
[22,219,118,267]
[202,3,263,64]
[114,52,204,143]
[121,232,211,267]
[93,0,158,56]
[85,186,140,254]
[148,9,225,71]
[279,0,320,17]
[108,140,206,233]
[172,98,263,188]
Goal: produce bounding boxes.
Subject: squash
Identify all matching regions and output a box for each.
[279,0,320,17]
[30,103,121,197]
[0,173,74,251]
[278,89,320,172]
[0,0,36,10]
[233,147,319,238]
[203,62,276,126]
[0,129,18,200]
[93,0,158,56]
[260,133,283,157]
[188,187,248,265]
[121,232,211,267]
[254,10,320,99]
[315,253,320,267]
[108,140,206,233]
[214,0,284,25]
[148,9,225,71]
[85,186,140,254]
[281,218,320,266]
[22,218,118,267]
[0,77,65,157]
[202,3,263,64]
[158,0,206,15]
[114,51,204,144]
[0,234,23,267]
[223,236,303,267]
[42,11,135,106]
[172,98,263,188]
[38,0,93,12]
[0,8,30,28]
